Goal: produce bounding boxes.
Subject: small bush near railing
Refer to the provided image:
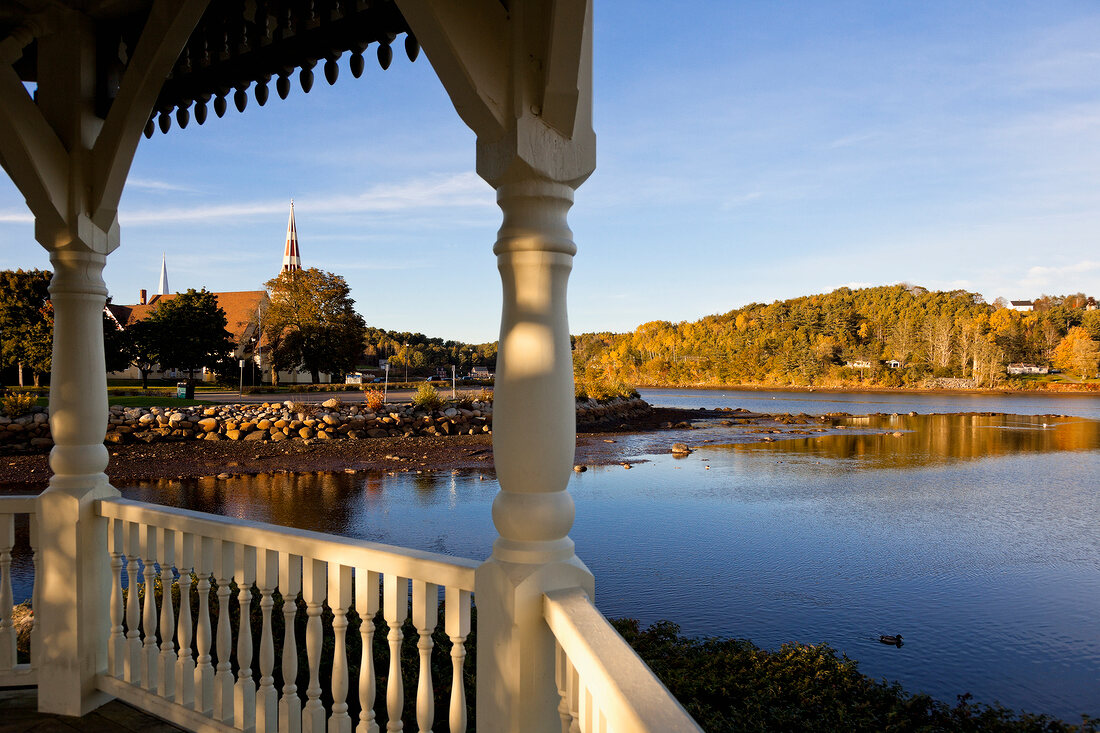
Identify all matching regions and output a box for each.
[1,392,37,417]
[612,619,1096,733]
[413,384,444,411]
[364,390,386,413]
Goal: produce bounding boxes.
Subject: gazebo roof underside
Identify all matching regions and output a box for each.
[2,0,421,136]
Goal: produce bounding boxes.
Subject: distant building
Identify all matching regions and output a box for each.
[1006,363,1049,375]
[845,360,872,369]
[470,366,493,379]
[885,359,903,369]
[1010,300,1034,312]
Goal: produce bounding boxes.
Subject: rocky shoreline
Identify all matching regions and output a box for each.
[0,396,652,454]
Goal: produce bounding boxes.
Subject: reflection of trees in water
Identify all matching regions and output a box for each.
[730,415,1100,470]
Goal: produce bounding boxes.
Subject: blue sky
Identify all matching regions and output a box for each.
[2,1,1099,343]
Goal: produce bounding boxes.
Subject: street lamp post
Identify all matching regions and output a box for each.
[403,341,409,384]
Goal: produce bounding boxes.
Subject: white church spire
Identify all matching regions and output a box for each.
[281,200,302,273]
[157,252,169,294]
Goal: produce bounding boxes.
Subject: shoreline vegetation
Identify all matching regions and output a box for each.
[573,284,1100,392]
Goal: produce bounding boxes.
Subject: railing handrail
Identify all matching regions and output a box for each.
[97,497,478,590]
[0,496,38,514]
[544,587,704,733]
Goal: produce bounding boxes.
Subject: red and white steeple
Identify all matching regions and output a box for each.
[281,199,302,273]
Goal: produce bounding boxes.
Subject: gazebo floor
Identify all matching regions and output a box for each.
[0,688,185,732]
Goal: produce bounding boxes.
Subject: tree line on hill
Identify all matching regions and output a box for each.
[0,267,498,388]
[572,285,1100,388]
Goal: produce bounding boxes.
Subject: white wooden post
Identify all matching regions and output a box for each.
[395,2,597,729]
[0,1,207,716]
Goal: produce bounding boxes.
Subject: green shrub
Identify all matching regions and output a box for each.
[1,391,37,417]
[613,619,1096,732]
[413,383,444,411]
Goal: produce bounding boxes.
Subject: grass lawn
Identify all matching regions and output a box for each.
[32,395,214,409]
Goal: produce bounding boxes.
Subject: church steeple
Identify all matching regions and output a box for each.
[281,200,302,273]
[158,252,169,294]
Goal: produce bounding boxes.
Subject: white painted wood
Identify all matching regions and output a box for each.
[0,512,15,672]
[234,543,257,731]
[543,589,704,732]
[108,517,125,678]
[98,499,477,590]
[98,674,240,733]
[194,535,216,716]
[256,549,279,733]
[141,524,159,693]
[411,580,438,733]
[124,521,143,686]
[329,564,354,733]
[158,527,177,701]
[355,569,381,733]
[383,575,409,732]
[445,587,471,733]
[27,512,39,668]
[553,643,572,733]
[302,558,327,733]
[213,539,235,725]
[175,531,196,708]
[278,552,303,733]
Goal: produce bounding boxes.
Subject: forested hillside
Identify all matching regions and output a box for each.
[572,285,1100,388]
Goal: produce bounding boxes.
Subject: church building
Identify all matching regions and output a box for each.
[105,202,327,384]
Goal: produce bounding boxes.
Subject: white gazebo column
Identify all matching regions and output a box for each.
[395,0,597,728]
[473,165,595,732]
[36,233,120,717]
[0,2,208,716]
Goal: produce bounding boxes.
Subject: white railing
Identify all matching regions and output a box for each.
[96,497,477,733]
[544,588,703,733]
[0,495,37,686]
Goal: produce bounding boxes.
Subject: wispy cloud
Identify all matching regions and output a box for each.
[119,172,493,226]
[0,211,32,223]
[1022,260,1100,288]
[128,178,201,193]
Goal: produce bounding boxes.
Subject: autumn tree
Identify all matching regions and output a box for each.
[1052,327,1099,380]
[0,269,53,387]
[264,268,367,383]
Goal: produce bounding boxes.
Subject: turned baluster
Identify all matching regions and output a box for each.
[194,536,215,715]
[235,544,257,731]
[278,552,302,733]
[124,521,142,685]
[411,580,438,733]
[554,643,572,733]
[175,531,195,708]
[445,588,471,733]
[108,518,125,678]
[383,574,409,732]
[213,539,235,724]
[256,549,278,732]
[0,513,14,671]
[141,524,159,692]
[27,514,39,665]
[355,569,380,733]
[158,527,177,700]
[302,558,327,733]
[329,564,353,733]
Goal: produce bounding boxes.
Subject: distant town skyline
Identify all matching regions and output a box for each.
[2,1,1099,343]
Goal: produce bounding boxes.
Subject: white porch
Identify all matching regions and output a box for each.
[0,2,701,731]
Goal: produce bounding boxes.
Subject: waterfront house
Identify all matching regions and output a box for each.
[1006,363,1050,375]
[1010,300,1034,311]
[846,359,873,369]
[0,2,700,731]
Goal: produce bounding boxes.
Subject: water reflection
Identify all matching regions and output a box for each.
[719,414,1100,470]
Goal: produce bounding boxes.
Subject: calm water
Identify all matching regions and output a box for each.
[8,392,1099,720]
[639,386,1100,419]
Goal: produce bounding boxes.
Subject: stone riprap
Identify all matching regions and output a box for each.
[0,396,650,453]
